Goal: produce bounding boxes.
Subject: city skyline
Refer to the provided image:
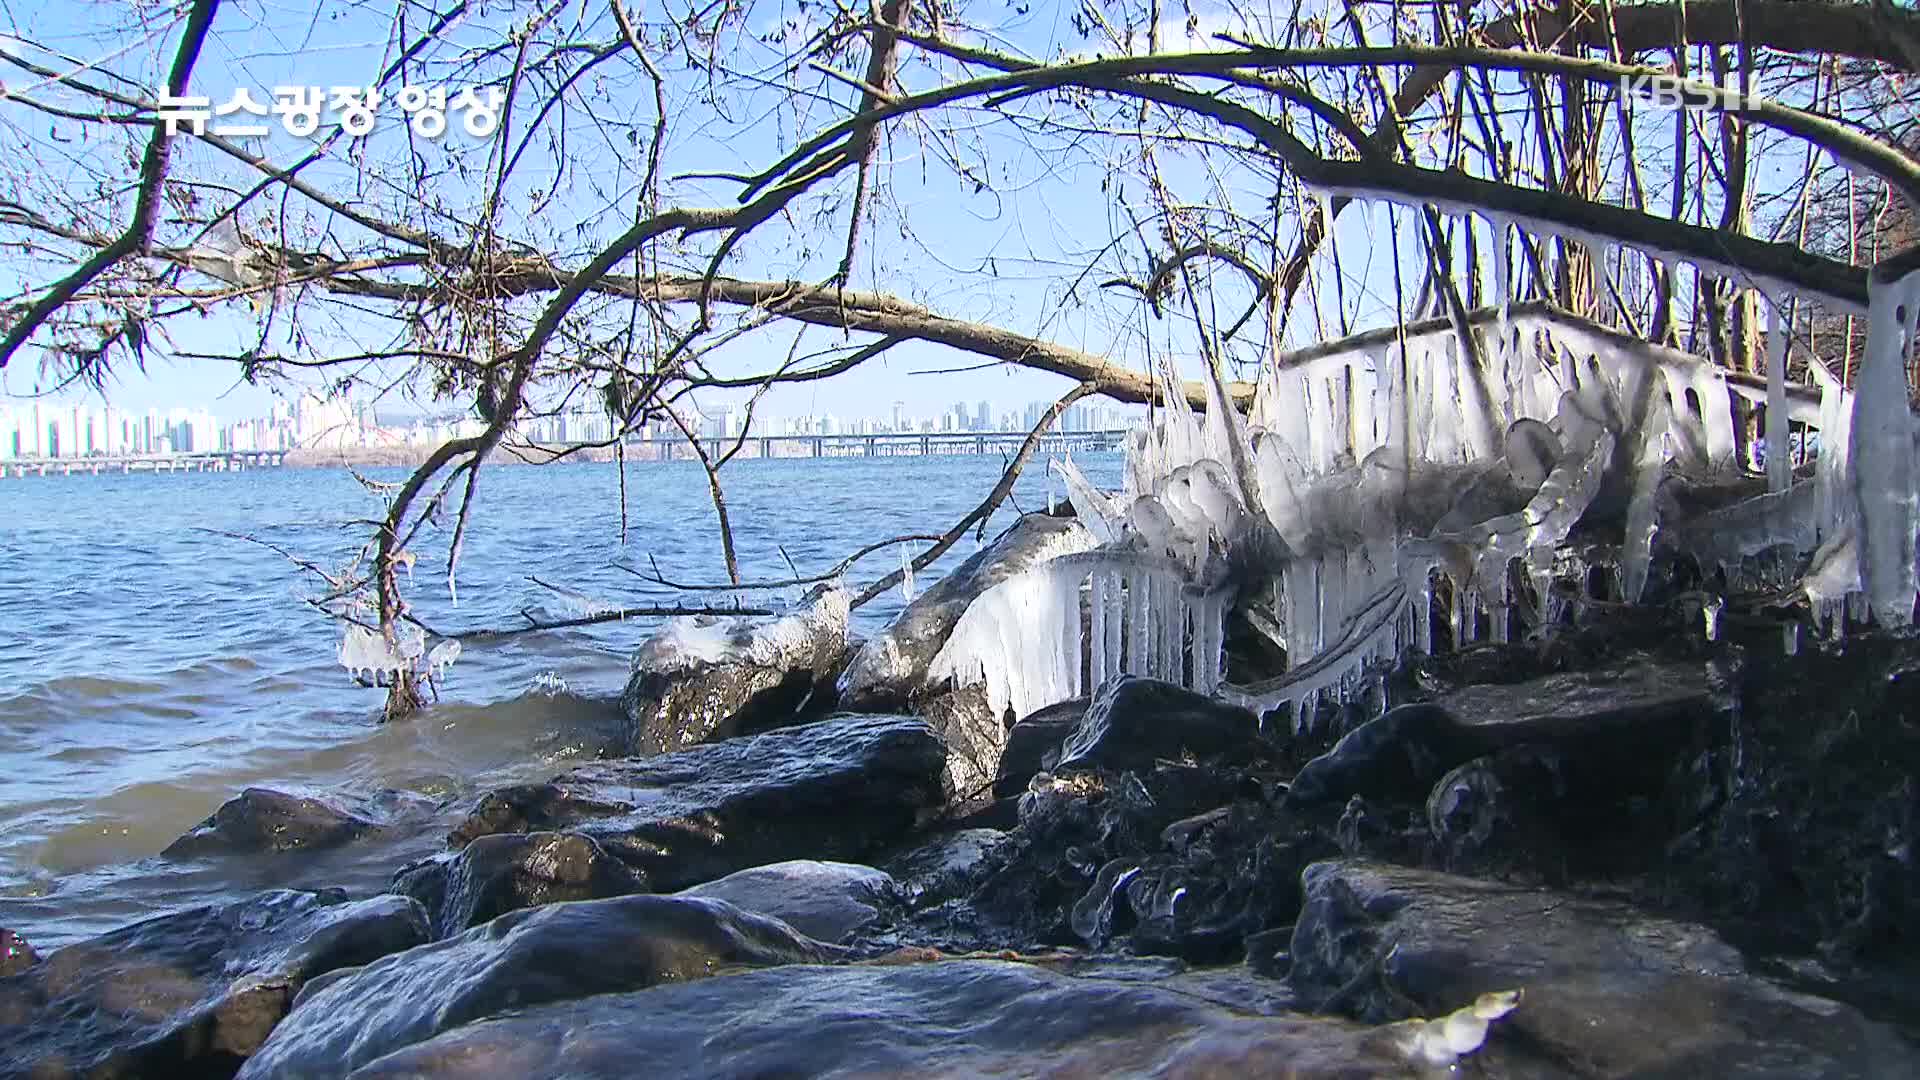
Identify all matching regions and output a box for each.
[0,386,1142,461]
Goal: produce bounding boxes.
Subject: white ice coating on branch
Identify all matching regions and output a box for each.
[631,586,849,674]
[339,623,425,681]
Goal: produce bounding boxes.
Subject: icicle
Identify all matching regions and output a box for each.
[1414,573,1435,655]
[900,545,917,602]
[1140,571,1163,680]
[1850,268,1920,627]
[1102,569,1124,686]
[1192,590,1224,693]
[426,639,461,679]
[1156,577,1181,682]
[1352,350,1384,459]
[1060,568,1084,699]
[1765,299,1791,493]
[1322,548,1349,653]
[1808,357,1852,540]
[1253,433,1313,553]
[1056,455,1122,544]
[1489,213,1512,359]
[1089,570,1108,685]
[1620,388,1673,603]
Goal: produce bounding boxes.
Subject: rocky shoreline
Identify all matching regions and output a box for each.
[6,534,1920,1077]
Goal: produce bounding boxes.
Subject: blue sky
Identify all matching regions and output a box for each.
[0,0,1824,424]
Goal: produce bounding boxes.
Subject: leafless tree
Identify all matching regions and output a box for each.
[3,0,1917,716]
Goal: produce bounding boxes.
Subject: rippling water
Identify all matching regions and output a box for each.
[0,453,1120,948]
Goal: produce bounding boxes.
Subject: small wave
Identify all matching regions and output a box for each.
[32,780,220,873]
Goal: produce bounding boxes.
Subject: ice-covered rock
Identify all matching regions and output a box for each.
[621,586,849,755]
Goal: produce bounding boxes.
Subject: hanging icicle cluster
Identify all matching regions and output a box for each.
[916,198,1918,732]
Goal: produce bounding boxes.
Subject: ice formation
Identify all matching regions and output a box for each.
[338,623,425,681]
[631,586,849,674]
[907,199,1920,732]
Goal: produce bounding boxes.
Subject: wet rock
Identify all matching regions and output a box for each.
[334,958,1460,1079]
[237,894,841,1078]
[1286,859,1920,1076]
[839,515,1095,709]
[162,787,380,858]
[1670,634,1920,964]
[393,831,649,939]
[884,828,1011,905]
[1056,676,1268,775]
[968,764,1326,959]
[452,713,947,891]
[0,929,36,976]
[676,860,898,944]
[991,697,1087,800]
[908,680,1008,799]
[1424,746,1593,877]
[1287,659,1721,807]
[0,890,427,1080]
[621,586,849,756]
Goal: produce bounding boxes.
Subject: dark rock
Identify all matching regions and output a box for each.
[967,765,1327,959]
[1425,745,1592,877]
[162,787,380,858]
[393,831,649,938]
[991,697,1087,800]
[0,890,427,1080]
[237,894,841,1078]
[332,958,1450,1079]
[1287,659,1722,807]
[0,929,36,976]
[883,828,1011,905]
[1056,676,1268,775]
[839,515,1094,709]
[675,860,898,943]
[1668,634,1920,965]
[451,713,947,891]
[620,587,849,756]
[1286,859,1920,1077]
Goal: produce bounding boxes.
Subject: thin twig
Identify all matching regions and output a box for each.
[851,381,1100,608]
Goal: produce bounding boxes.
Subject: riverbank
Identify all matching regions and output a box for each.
[5,513,1920,1077]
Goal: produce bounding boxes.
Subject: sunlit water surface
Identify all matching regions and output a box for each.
[0,453,1119,948]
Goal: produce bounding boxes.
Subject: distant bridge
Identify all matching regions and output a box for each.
[631,428,1131,461]
[0,428,1133,478]
[0,449,286,478]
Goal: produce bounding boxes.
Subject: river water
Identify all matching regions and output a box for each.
[0,453,1120,949]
